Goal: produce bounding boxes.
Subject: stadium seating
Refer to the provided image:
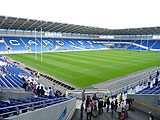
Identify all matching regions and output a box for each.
[0,96,75,118]
[3,37,27,51]
[0,57,76,119]
[0,58,41,91]
[0,37,8,51]
[136,80,160,94]
[21,37,47,52]
[0,36,160,52]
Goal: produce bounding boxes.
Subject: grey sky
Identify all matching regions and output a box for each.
[0,0,160,29]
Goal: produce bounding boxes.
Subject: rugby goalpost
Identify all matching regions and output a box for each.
[35,27,43,62]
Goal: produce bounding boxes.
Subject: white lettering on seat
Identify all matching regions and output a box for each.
[78,41,83,45]
[43,40,53,45]
[69,41,75,45]
[28,40,38,45]
[9,40,20,45]
[87,41,92,44]
[56,40,64,45]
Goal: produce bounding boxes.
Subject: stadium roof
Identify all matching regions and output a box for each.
[0,15,160,35]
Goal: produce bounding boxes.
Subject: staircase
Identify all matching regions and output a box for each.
[73,40,85,48]
[150,40,158,49]
[134,40,145,50]
[117,40,121,48]
[36,38,48,51]
[126,40,137,49]
[20,38,32,52]
[50,40,64,50]
[2,37,12,51]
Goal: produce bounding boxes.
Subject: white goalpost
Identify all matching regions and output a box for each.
[41,27,43,62]
[35,28,37,60]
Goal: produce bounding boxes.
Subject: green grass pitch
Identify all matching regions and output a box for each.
[6,50,160,88]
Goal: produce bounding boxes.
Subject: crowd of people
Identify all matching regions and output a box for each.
[22,79,36,93]
[0,65,7,73]
[80,71,159,120]
[147,70,159,87]
[22,79,64,98]
[30,70,40,80]
[80,92,133,120]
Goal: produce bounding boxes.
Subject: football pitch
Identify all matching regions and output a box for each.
[6,50,160,88]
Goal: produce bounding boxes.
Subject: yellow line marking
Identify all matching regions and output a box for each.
[134,99,160,112]
[134,40,145,49]
[150,40,158,49]
[73,40,85,48]
[65,101,77,120]
[63,40,72,47]
[36,38,45,47]
[50,39,56,46]
[117,40,121,48]
[19,37,32,52]
[126,40,137,48]
[2,37,8,47]
[20,37,27,46]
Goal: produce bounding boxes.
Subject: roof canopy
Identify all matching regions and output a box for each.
[0,15,160,35]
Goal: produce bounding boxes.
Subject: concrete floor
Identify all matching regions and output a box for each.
[71,107,159,120]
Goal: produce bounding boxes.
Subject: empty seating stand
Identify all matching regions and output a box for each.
[0,96,75,119]
[136,81,160,94]
[1,36,160,52]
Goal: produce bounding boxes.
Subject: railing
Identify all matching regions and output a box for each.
[0,50,30,54]
[134,99,160,112]
[111,67,159,96]
[0,96,75,119]
[0,88,34,101]
[67,89,111,99]
[67,66,160,99]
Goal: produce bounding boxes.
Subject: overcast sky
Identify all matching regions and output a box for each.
[0,0,160,29]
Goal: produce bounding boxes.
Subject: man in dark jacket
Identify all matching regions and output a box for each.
[106,97,110,112]
[98,98,103,114]
[37,86,40,97]
[111,101,115,116]
[40,86,45,97]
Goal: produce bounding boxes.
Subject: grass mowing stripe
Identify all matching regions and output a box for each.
[6,50,160,88]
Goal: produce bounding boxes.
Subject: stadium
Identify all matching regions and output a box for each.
[0,1,160,120]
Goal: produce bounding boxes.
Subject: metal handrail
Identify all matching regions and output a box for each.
[0,96,75,117]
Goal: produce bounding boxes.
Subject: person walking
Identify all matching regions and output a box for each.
[124,102,129,118]
[148,111,154,120]
[121,100,125,111]
[92,93,97,100]
[80,102,84,120]
[148,75,151,86]
[93,100,97,117]
[22,81,27,91]
[82,90,85,102]
[37,72,40,79]
[120,110,126,120]
[90,100,94,116]
[156,71,159,77]
[49,87,53,98]
[98,98,103,114]
[37,86,40,97]
[106,97,110,112]
[31,82,35,94]
[119,93,123,101]
[111,101,115,117]
[85,96,91,111]
[117,104,122,119]
[103,96,107,108]
[150,70,153,75]
[86,104,92,120]
[115,99,118,112]
[155,76,158,87]
[40,86,45,97]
